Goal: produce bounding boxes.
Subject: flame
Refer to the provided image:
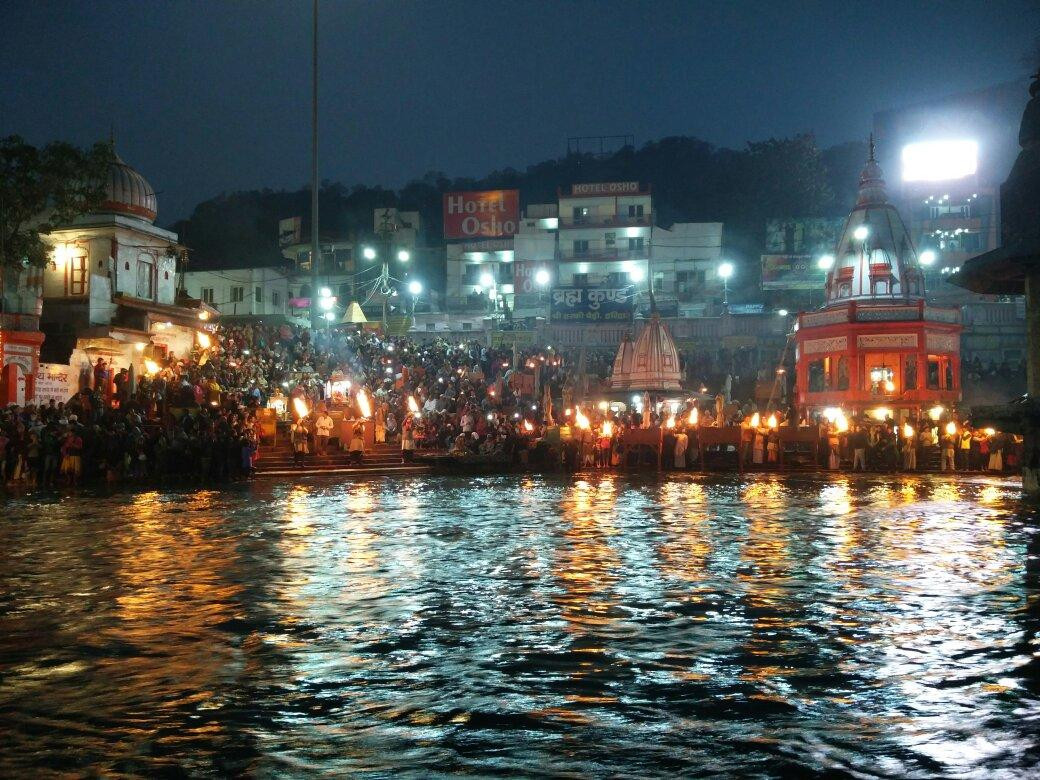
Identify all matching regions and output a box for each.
[688,407,698,426]
[750,412,761,428]
[601,420,613,437]
[292,397,309,419]
[945,421,957,435]
[197,331,211,349]
[870,407,891,421]
[665,415,676,429]
[767,413,778,429]
[983,427,996,436]
[407,395,419,413]
[928,405,944,421]
[903,423,914,439]
[357,388,372,418]
[523,420,534,432]
[835,414,849,433]
[883,379,895,392]
[143,359,160,375]
[574,408,591,430]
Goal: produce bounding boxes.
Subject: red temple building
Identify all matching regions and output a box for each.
[794,141,962,417]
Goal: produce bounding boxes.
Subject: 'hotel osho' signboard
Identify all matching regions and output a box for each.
[443,190,519,239]
[550,287,633,324]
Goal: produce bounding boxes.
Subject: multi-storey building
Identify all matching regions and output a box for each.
[443,182,724,322]
[182,267,291,319]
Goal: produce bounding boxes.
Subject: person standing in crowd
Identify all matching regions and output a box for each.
[349,419,365,465]
[940,427,956,472]
[290,416,309,467]
[401,414,415,462]
[988,433,1004,472]
[61,427,83,486]
[902,430,917,471]
[849,425,868,471]
[958,427,972,471]
[315,408,333,455]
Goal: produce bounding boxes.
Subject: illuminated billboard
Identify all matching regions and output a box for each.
[901,140,978,182]
[443,190,519,240]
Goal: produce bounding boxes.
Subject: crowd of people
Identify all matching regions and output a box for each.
[0,320,1023,489]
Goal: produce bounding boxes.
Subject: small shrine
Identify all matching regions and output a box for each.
[610,312,682,392]
[794,139,963,417]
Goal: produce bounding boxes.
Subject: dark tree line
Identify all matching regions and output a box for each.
[170,134,868,292]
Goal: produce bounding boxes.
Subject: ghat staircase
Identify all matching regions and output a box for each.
[255,432,429,478]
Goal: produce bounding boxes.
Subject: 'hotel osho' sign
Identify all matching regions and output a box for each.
[443,190,519,239]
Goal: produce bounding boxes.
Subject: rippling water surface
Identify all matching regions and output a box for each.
[1,474,1038,777]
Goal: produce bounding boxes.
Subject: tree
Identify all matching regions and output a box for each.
[0,135,113,268]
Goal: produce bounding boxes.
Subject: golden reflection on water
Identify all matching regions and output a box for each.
[656,481,711,585]
[0,473,1033,778]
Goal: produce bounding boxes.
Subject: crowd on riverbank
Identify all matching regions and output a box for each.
[0,321,1023,488]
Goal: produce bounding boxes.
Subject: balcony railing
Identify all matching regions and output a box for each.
[556,246,649,263]
[558,212,653,229]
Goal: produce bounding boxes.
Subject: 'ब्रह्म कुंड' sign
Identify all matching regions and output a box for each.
[549,287,634,324]
[443,190,520,239]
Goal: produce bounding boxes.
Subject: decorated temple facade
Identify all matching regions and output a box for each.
[38,148,215,392]
[794,141,962,416]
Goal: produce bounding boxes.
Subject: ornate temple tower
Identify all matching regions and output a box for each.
[610,312,682,392]
[794,141,962,417]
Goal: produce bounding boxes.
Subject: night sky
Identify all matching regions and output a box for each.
[3,0,1037,223]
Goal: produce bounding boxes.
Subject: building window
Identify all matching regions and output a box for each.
[67,255,88,296]
[808,358,828,392]
[426,322,435,331]
[255,286,263,304]
[298,284,311,300]
[272,291,280,308]
[201,287,215,304]
[572,273,589,287]
[462,322,472,331]
[573,240,589,256]
[573,206,590,224]
[904,354,918,390]
[605,232,616,248]
[628,237,645,251]
[652,271,664,292]
[927,357,941,390]
[463,264,482,285]
[230,286,244,303]
[606,272,626,286]
[628,204,645,218]
[137,253,154,299]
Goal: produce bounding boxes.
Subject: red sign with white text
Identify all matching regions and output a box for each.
[513,261,549,294]
[443,190,519,239]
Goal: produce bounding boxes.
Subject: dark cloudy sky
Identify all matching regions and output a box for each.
[3,0,1037,223]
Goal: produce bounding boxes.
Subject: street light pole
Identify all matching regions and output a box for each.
[309,0,320,330]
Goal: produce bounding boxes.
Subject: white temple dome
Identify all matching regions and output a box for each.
[824,138,924,306]
[99,152,157,223]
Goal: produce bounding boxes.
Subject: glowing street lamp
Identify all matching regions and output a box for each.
[397,249,410,262]
[480,272,495,289]
[817,254,835,271]
[534,268,551,286]
[778,309,789,317]
[408,280,422,296]
[853,225,869,241]
[363,246,377,261]
[717,261,734,308]
[919,249,937,266]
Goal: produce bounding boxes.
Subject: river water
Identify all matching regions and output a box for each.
[1,473,1038,777]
